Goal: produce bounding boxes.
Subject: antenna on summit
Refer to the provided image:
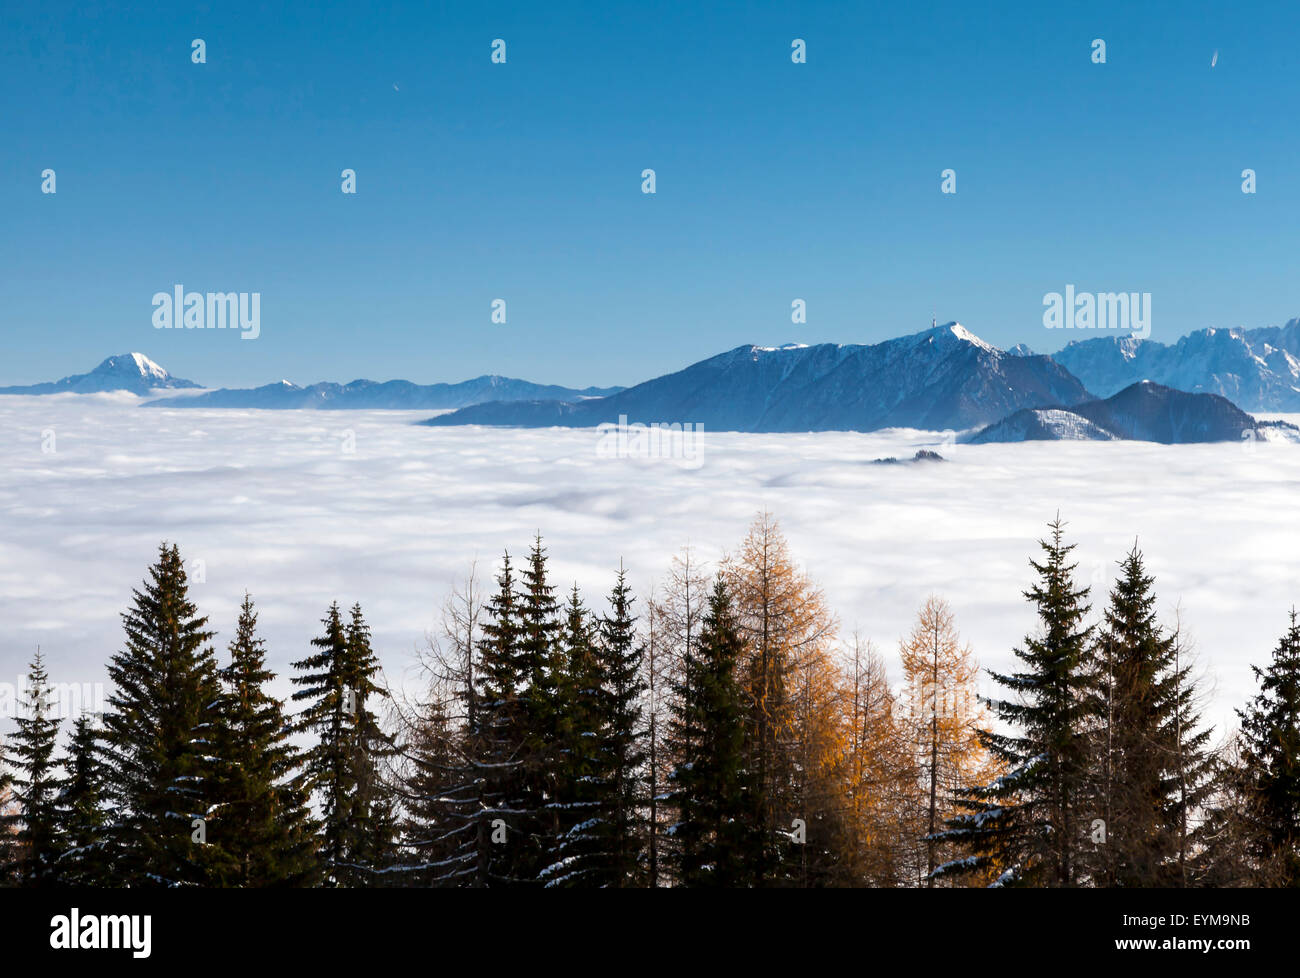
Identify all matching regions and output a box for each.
[932,313,936,328]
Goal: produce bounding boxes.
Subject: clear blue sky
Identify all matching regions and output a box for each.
[3,0,1297,388]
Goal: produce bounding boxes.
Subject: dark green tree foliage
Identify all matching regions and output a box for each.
[667,579,758,886]
[12,529,1295,889]
[941,518,1094,886]
[291,601,394,885]
[592,566,648,886]
[1086,546,1214,887]
[0,651,63,886]
[52,715,111,886]
[213,595,319,886]
[345,604,400,881]
[101,543,225,886]
[472,552,531,884]
[517,535,563,881]
[1236,610,1300,885]
[542,585,604,886]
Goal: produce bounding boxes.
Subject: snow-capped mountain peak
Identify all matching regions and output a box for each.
[96,353,173,383]
[425,322,1092,432]
[1053,316,1300,411]
[915,321,1001,354]
[0,354,201,396]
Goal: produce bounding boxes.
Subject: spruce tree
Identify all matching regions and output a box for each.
[213,594,319,886]
[540,568,649,887]
[472,551,531,885]
[0,651,63,886]
[542,584,604,886]
[1084,545,1214,887]
[291,601,393,886]
[517,534,562,881]
[101,543,225,886]
[592,565,647,886]
[1236,610,1300,885]
[345,604,400,881]
[942,518,1094,886]
[667,578,758,886]
[52,715,111,886]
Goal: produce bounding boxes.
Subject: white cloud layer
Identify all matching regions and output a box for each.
[3,393,1298,737]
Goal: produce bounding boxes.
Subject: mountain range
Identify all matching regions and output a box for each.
[1054,320,1300,410]
[968,381,1300,444]
[422,324,1093,433]
[9,317,1300,439]
[141,376,623,410]
[0,354,622,408]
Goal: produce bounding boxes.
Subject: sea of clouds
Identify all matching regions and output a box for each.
[2,393,1298,737]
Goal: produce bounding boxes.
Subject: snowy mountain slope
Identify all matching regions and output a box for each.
[1053,319,1300,411]
[968,380,1300,444]
[0,353,200,395]
[423,323,1094,433]
[967,407,1118,443]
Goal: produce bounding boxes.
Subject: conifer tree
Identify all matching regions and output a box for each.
[345,604,400,881]
[545,570,649,887]
[1084,546,1214,887]
[292,601,393,885]
[667,578,758,886]
[898,596,997,886]
[542,584,604,886]
[725,513,836,884]
[942,518,1094,886]
[1235,610,1300,885]
[472,551,532,884]
[52,715,111,886]
[0,651,63,886]
[101,543,225,886]
[592,566,648,886]
[517,534,563,880]
[402,687,469,884]
[213,594,319,886]
[843,635,916,886]
[790,639,853,887]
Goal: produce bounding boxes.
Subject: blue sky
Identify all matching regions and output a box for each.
[3,0,1297,389]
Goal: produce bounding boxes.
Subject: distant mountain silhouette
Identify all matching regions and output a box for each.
[144,376,623,410]
[0,354,199,396]
[969,381,1300,444]
[422,323,1093,433]
[1053,320,1300,411]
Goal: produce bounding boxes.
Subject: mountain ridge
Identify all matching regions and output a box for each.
[1053,320,1300,411]
[422,323,1094,433]
[968,380,1300,444]
[142,375,624,410]
[0,353,200,396]
[0,354,624,408]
